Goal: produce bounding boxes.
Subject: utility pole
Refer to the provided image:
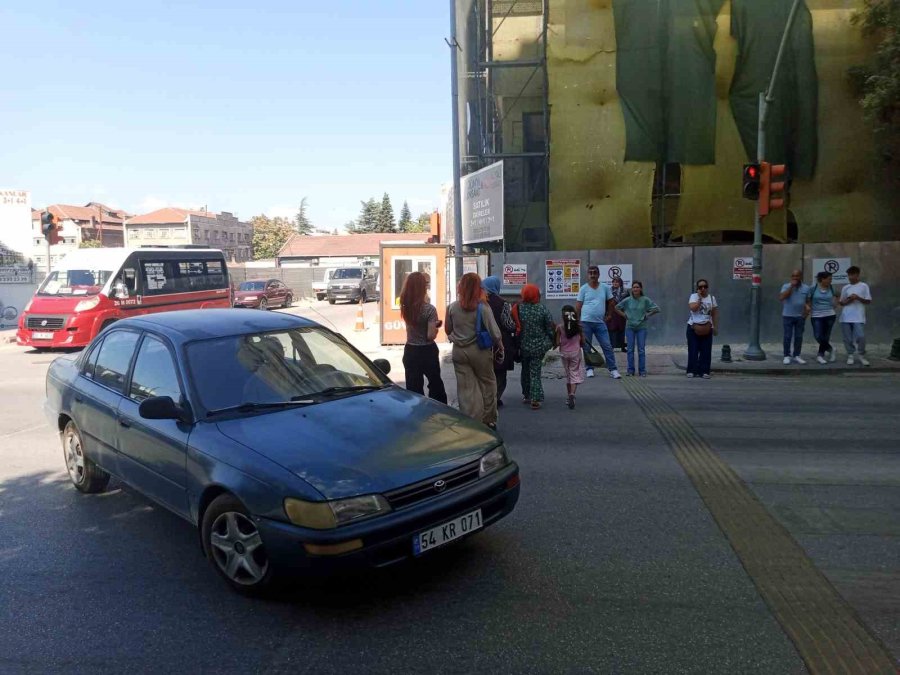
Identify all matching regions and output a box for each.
[448,0,464,281]
[744,0,803,361]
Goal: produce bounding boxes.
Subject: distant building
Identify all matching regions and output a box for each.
[30,202,128,272]
[276,232,432,268]
[124,208,252,262]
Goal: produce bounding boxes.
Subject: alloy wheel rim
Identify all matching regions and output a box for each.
[65,430,85,484]
[259,299,267,310]
[209,511,269,585]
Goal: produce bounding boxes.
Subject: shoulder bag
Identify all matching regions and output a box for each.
[475,303,494,350]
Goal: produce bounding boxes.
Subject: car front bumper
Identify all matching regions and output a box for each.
[234,299,262,308]
[327,289,362,301]
[256,463,520,573]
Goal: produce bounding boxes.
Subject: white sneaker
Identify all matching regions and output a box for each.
[793,356,806,365]
[686,373,695,378]
[827,351,836,363]
[816,355,827,364]
[846,355,854,365]
[610,370,622,380]
[783,356,792,365]
[586,368,595,378]
[859,356,870,367]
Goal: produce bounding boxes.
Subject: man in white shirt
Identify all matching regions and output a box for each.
[839,266,872,366]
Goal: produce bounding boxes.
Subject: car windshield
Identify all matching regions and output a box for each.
[239,281,266,291]
[186,327,390,413]
[333,269,362,279]
[37,268,114,296]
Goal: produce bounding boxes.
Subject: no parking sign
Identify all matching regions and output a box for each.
[812,258,851,285]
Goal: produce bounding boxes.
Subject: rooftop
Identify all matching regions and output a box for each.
[125,207,216,226]
[278,232,432,258]
[31,204,126,225]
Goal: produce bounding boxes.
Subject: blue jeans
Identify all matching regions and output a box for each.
[811,315,836,356]
[581,321,618,372]
[686,325,713,376]
[625,327,647,375]
[782,315,806,357]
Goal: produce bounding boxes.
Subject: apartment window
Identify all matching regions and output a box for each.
[523,112,547,202]
[174,227,186,237]
[204,229,209,240]
[131,229,141,239]
[146,229,156,238]
[159,228,169,239]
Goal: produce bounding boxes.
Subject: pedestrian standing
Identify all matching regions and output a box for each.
[577,265,621,379]
[615,281,660,377]
[839,266,872,366]
[779,269,811,365]
[517,283,556,410]
[606,276,628,353]
[556,305,585,409]
[685,279,718,379]
[445,273,501,428]
[481,275,517,407]
[400,271,447,403]
[808,271,838,364]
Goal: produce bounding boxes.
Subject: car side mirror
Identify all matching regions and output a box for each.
[139,396,186,422]
[373,358,391,375]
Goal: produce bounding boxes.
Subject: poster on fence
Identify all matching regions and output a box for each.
[544,259,581,299]
[502,263,527,286]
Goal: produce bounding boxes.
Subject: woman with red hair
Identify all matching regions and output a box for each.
[400,271,447,403]
[444,272,502,428]
[517,283,556,409]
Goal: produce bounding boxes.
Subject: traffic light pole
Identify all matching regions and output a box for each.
[744,0,803,361]
[448,0,464,281]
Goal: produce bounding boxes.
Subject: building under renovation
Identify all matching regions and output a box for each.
[453,0,896,251]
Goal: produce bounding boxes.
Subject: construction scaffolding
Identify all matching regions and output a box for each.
[453,0,549,251]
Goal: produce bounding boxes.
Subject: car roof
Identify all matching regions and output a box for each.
[115,309,318,343]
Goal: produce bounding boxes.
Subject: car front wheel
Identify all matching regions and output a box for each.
[283,294,292,307]
[201,494,275,594]
[258,298,268,311]
[62,420,110,493]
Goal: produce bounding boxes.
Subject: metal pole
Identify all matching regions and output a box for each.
[449,0,465,280]
[744,0,803,361]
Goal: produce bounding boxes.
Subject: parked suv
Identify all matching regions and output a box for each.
[312,268,337,302]
[233,279,293,310]
[326,267,377,304]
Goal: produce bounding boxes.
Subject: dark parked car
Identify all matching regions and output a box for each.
[44,310,520,593]
[234,279,293,310]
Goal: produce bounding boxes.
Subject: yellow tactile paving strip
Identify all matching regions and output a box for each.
[623,377,897,674]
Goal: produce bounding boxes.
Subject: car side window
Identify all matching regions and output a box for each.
[93,331,140,393]
[129,336,182,403]
[81,338,105,380]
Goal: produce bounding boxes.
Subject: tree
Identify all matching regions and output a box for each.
[376,192,395,233]
[404,211,432,233]
[251,214,294,260]
[294,197,314,235]
[348,198,379,233]
[851,0,900,162]
[398,201,413,231]
[79,239,102,249]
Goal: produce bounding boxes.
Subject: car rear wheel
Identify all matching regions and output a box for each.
[62,420,110,493]
[316,294,325,301]
[258,298,268,311]
[201,494,275,594]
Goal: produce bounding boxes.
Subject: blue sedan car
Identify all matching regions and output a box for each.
[44,309,520,593]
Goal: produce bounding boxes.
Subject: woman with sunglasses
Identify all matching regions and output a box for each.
[686,279,718,379]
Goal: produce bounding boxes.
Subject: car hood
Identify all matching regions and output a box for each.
[215,388,499,499]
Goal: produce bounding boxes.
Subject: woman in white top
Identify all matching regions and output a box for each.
[686,279,718,379]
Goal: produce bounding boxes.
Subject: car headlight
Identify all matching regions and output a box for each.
[243,295,257,301]
[479,445,510,477]
[74,296,101,312]
[284,494,391,529]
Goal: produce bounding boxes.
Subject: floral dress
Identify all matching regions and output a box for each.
[517,302,555,403]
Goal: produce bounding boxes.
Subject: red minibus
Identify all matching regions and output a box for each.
[17,247,231,349]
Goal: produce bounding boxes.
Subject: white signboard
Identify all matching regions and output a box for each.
[545,259,581,299]
[502,263,527,286]
[599,264,632,287]
[460,161,504,245]
[733,257,753,280]
[812,258,852,285]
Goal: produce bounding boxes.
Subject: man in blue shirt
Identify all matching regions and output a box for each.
[576,265,621,379]
[779,269,811,365]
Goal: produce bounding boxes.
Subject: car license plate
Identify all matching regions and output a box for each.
[32,331,54,340]
[413,509,482,556]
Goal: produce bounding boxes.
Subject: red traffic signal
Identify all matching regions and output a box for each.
[40,211,61,245]
[742,164,761,200]
[758,162,788,217]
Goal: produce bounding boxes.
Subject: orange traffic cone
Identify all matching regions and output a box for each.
[354,298,366,331]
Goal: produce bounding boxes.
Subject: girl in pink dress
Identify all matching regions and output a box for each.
[557,305,585,409]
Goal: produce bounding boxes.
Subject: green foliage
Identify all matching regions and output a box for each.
[251,214,294,260]
[398,201,413,231]
[375,192,395,233]
[851,0,900,160]
[404,211,432,233]
[79,239,102,248]
[348,198,379,233]
[294,197,314,235]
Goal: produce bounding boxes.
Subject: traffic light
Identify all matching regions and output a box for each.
[41,211,61,245]
[742,163,761,200]
[758,162,788,217]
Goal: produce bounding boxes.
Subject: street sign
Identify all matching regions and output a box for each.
[599,264,632,287]
[733,257,753,280]
[502,263,527,286]
[812,257,851,285]
[544,259,580,299]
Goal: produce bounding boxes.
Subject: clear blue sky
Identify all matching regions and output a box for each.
[0,0,451,230]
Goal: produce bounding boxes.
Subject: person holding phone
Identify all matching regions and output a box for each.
[839,266,872,366]
[686,279,718,379]
[400,271,447,403]
[779,269,811,365]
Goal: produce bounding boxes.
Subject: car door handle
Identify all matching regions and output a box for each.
[118,418,131,428]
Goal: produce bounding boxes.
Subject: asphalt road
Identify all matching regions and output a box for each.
[0,309,897,674]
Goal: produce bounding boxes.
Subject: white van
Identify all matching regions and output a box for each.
[312,268,337,301]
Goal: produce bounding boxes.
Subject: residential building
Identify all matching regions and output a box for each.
[276,232,432,268]
[30,202,127,272]
[124,208,252,262]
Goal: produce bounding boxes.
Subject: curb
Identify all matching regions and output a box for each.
[670,355,900,376]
